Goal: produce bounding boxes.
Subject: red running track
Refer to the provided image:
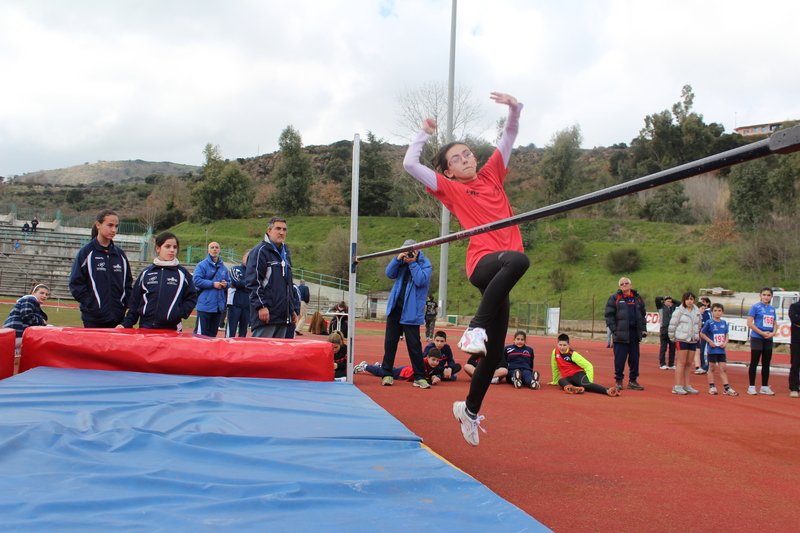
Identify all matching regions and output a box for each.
[348,323,800,533]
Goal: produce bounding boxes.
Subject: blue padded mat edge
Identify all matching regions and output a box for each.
[0,367,549,532]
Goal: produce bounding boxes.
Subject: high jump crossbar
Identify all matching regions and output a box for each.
[355,124,800,263]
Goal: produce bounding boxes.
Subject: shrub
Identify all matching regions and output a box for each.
[560,236,584,263]
[548,268,569,292]
[606,247,641,274]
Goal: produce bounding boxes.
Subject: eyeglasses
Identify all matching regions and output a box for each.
[448,149,473,166]
[619,282,631,286]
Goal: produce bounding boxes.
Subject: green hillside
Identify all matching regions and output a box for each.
[169,217,775,321]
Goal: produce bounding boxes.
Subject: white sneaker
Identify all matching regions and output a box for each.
[660,365,668,370]
[760,386,775,396]
[790,391,799,398]
[458,327,487,355]
[668,366,676,370]
[353,361,368,374]
[452,401,485,446]
[747,386,757,395]
[490,377,500,384]
[708,386,718,395]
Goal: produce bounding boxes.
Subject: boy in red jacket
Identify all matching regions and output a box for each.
[550,334,620,396]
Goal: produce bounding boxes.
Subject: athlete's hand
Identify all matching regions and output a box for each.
[490,92,518,110]
[422,118,436,135]
[258,307,270,323]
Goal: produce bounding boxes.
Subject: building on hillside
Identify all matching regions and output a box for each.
[734,122,786,137]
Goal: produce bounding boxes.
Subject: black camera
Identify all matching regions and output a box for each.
[407,250,415,258]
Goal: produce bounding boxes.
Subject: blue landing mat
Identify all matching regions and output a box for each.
[0,368,549,532]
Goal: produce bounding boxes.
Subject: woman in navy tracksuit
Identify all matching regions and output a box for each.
[69,209,133,328]
[119,232,197,330]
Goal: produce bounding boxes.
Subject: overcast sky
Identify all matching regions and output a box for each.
[1,0,798,177]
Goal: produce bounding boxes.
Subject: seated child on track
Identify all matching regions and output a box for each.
[505,330,540,390]
[550,334,620,396]
[464,350,508,385]
[423,330,462,381]
[355,349,445,387]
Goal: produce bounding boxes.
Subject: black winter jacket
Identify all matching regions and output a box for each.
[605,289,647,344]
[120,264,197,330]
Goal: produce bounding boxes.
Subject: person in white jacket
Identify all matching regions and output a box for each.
[668,292,703,395]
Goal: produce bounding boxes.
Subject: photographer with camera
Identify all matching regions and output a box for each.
[378,239,432,389]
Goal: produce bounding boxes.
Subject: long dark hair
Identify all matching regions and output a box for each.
[91,209,118,239]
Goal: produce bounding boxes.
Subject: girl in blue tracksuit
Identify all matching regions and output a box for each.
[69,209,133,328]
[747,287,778,395]
[505,331,540,390]
[119,232,197,331]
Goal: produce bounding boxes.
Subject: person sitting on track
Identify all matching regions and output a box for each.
[355,348,446,386]
[549,334,620,396]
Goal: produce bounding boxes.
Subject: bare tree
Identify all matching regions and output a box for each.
[394,82,489,224]
[394,81,488,152]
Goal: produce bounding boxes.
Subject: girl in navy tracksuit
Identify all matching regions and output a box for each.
[69,209,133,328]
[505,331,540,390]
[119,232,197,330]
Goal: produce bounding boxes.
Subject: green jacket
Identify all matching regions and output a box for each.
[550,348,594,384]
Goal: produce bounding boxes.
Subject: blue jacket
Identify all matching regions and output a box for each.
[3,294,48,338]
[245,237,297,328]
[229,264,249,310]
[120,263,197,330]
[297,283,310,304]
[69,238,133,324]
[193,255,230,313]
[385,251,432,326]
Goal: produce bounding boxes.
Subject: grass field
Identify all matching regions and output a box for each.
[169,216,779,319]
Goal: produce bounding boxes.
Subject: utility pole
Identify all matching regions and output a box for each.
[439,0,457,321]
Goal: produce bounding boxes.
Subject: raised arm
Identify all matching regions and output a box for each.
[492,92,523,168]
[402,119,438,191]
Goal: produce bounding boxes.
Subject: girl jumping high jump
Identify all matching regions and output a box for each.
[403,92,529,446]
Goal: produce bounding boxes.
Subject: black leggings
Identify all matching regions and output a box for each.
[465,251,529,414]
[558,371,608,395]
[749,337,774,386]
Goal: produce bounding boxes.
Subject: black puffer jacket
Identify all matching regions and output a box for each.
[605,289,647,343]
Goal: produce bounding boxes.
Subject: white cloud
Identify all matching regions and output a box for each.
[1,0,798,176]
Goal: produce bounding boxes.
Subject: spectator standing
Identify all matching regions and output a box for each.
[30,217,39,233]
[788,299,800,398]
[192,242,230,336]
[605,277,647,391]
[295,280,310,335]
[69,209,133,328]
[379,239,432,389]
[226,249,250,338]
[245,217,298,338]
[656,295,676,370]
[669,292,703,395]
[118,232,197,331]
[424,295,438,341]
[747,287,777,396]
[700,303,738,396]
[694,297,712,374]
[285,284,302,338]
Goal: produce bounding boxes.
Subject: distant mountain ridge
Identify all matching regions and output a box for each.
[17,160,201,186]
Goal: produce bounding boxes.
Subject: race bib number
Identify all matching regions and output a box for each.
[763,315,774,327]
[714,334,725,346]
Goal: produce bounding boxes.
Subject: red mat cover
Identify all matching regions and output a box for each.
[19,327,333,381]
[0,328,16,379]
